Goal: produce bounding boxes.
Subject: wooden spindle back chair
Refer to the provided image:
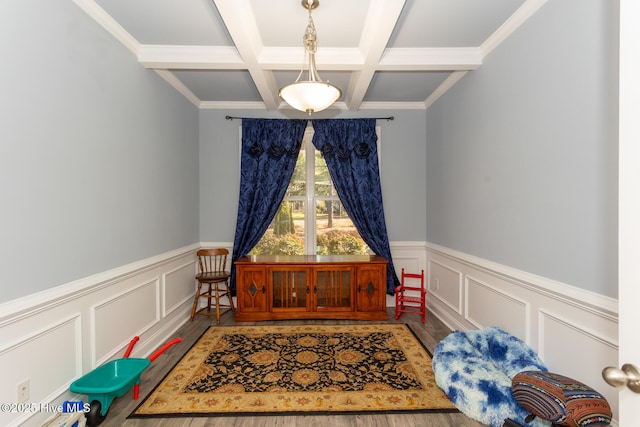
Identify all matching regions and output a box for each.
[190,248,235,323]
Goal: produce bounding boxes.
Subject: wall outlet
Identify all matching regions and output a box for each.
[434,278,440,291]
[17,378,29,403]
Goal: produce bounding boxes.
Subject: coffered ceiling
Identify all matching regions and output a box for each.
[72,0,546,112]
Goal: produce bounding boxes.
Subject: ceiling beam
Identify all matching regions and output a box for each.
[72,0,548,112]
[258,47,365,71]
[344,0,406,111]
[138,45,482,73]
[138,46,245,69]
[378,48,482,71]
[213,0,280,110]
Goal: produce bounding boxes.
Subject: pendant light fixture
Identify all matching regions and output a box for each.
[278,0,342,115]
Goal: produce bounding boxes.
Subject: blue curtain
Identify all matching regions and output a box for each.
[230,118,307,291]
[311,119,400,294]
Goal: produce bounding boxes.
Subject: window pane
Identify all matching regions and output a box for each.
[286,147,306,197]
[250,138,371,256]
[314,150,334,196]
[250,200,305,255]
[316,200,370,255]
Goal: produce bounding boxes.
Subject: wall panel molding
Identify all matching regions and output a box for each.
[0,244,198,427]
[465,275,530,340]
[538,308,619,416]
[0,314,82,427]
[91,277,161,365]
[428,258,463,315]
[163,261,198,317]
[423,241,619,420]
[389,241,427,274]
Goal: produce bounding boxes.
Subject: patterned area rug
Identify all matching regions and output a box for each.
[129,323,456,418]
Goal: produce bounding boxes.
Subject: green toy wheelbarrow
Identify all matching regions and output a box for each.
[70,335,181,426]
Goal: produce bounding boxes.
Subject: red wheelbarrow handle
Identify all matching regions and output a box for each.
[123,336,140,358]
[148,337,182,362]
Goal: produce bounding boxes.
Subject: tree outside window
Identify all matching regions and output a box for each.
[251,128,369,256]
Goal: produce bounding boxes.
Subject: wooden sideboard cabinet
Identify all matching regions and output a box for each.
[234,255,388,321]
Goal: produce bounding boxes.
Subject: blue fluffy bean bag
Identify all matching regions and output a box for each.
[432,326,550,427]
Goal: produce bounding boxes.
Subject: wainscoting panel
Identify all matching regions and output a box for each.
[538,309,619,413]
[163,261,197,317]
[0,243,199,427]
[466,275,529,340]
[0,315,82,427]
[424,242,619,423]
[388,242,426,277]
[92,277,160,365]
[428,258,463,315]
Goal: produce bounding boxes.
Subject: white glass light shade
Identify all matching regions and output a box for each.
[279,80,341,114]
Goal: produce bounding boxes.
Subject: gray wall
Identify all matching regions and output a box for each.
[199,109,427,244]
[2,0,617,304]
[426,0,618,297]
[0,1,200,302]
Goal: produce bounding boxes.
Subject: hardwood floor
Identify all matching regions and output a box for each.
[97,308,488,427]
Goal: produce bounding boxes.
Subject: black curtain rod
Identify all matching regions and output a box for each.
[225,115,394,121]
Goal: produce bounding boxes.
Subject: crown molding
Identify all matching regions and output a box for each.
[71,0,139,55]
[379,48,482,71]
[424,71,468,109]
[154,70,201,107]
[481,0,549,57]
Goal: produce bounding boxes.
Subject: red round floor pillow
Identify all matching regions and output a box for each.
[511,371,612,427]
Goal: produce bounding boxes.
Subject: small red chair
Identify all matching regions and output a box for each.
[394,268,427,322]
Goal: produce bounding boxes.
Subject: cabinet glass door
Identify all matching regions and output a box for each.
[271,268,308,310]
[315,268,352,311]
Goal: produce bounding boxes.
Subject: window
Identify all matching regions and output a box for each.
[250,127,371,256]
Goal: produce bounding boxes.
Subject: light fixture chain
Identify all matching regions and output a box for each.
[278,0,342,114]
[303,10,317,54]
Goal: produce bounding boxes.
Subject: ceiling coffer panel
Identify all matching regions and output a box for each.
[82,0,540,111]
